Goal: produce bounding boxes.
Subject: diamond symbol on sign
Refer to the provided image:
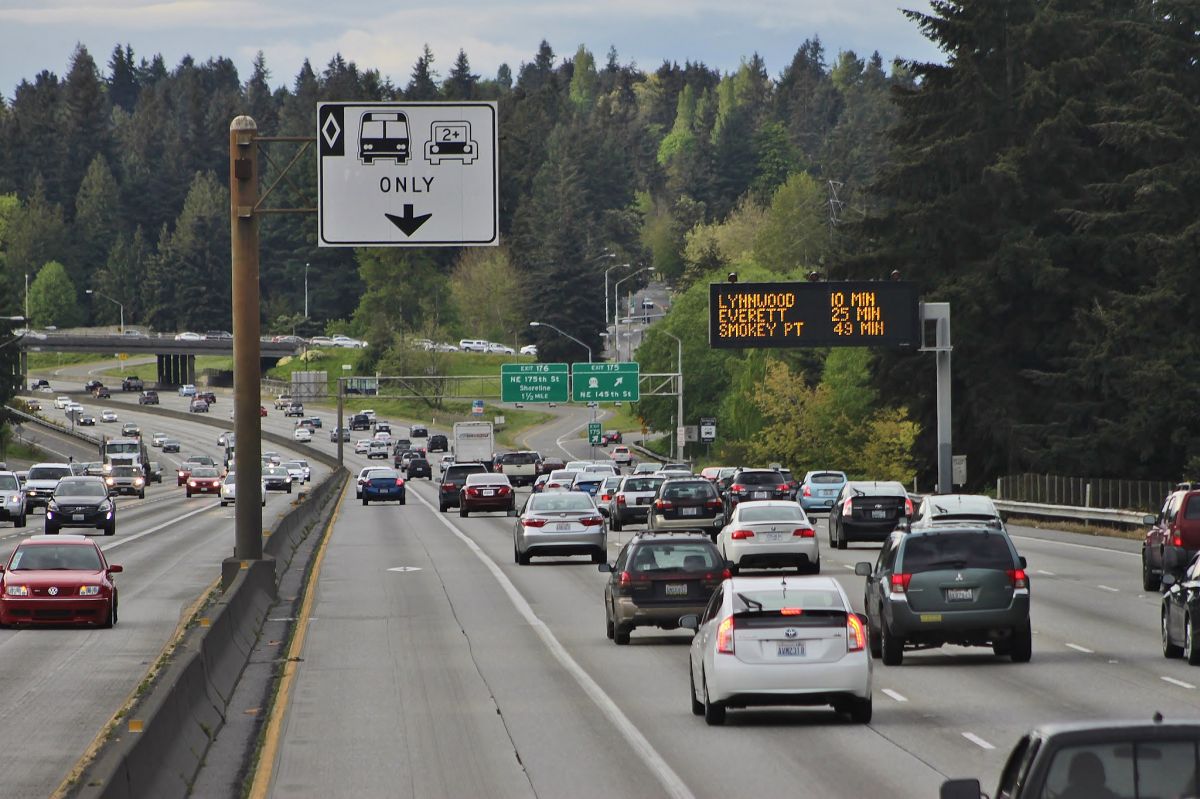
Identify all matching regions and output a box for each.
[321,113,342,149]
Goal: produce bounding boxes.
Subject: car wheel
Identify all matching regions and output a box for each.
[728,562,740,576]
[439,504,448,513]
[1164,608,1184,658]
[1144,552,1161,592]
[101,599,115,629]
[45,524,58,535]
[517,549,531,566]
[591,550,605,564]
[689,667,704,716]
[702,674,726,726]
[507,505,517,517]
[16,513,26,528]
[286,485,292,494]
[868,613,882,659]
[835,525,848,550]
[1010,619,1033,663]
[460,507,468,518]
[104,522,115,536]
[1186,614,1200,666]
[847,695,872,724]
[807,556,820,575]
[220,501,227,507]
[362,499,368,506]
[614,623,631,646]
[611,514,622,532]
[138,491,145,499]
[606,604,615,640]
[399,496,406,505]
[880,618,904,666]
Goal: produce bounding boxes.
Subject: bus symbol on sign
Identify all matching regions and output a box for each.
[359,111,410,165]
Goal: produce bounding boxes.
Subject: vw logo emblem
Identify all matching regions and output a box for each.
[48,587,58,596]
[784,628,798,639]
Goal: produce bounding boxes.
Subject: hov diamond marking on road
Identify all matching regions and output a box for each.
[386,566,422,573]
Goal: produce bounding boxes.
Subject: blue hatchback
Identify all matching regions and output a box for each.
[799,471,847,514]
[362,469,406,506]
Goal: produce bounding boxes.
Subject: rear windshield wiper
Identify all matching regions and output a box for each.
[735,592,763,611]
[851,487,866,496]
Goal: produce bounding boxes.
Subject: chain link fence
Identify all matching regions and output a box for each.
[996,473,1174,513]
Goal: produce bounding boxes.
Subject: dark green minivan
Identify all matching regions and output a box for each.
[855,526,1031,666]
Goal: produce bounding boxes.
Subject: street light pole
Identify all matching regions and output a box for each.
[529,321,591,362]
[603,260,628,338]
[661,330,684,462]
[304,261,310,318]
[614,266,652,362]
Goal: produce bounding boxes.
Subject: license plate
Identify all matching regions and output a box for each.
[556,523,571,531]
[820,490,834,496]
[483,490,494,496]
[764,532,786,542]
[871,510,886,519]
[754,492,768,499]
[665,583,688,596]
[72,514,84,521]
[777,642,806,657]
[946,588,973,602]
[379,488,390,494]
[680,507,699,516]
[920,613,943,623]
[637,497,650,505]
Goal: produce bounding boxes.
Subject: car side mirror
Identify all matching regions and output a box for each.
[597,563,612,573]
[678,614,699,631]
[725,560,736,572]
[1144,514,1158,525]
[1163,574,1177,588]
[940,780,982,799]
[1019,556,1027,569]
[854,562,872,577]
[108,564,123,573]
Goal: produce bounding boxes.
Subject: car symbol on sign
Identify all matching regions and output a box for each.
[425,122,478,165]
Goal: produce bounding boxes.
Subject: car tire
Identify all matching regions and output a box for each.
[835,525,848,550]
[101,599,115,629]
[362,499,368,506]
[728,562,740,576]
[1165,608,1184,658]
[1186,614,1200,666]
[611,514,622,532]
[689,667,704,716]
[847,695,872,724]
[399,496,406,505]
[614,624,631,646]
[460,507,468,518]
[807,556,820,575]
[517,549,531,566]
[591,550,605,564]
[606,604,615,640]
[186,490,192,498]
[868,615,882,659]
[45,524,58,535]
[880,619,904,666]
[286,485,292,494]
[104,522,115,536]
[220,501,227,507]
[138,491,145,499]
[1010,619,1033,663]
[702,674,726,726]
[1144,552,1161,592]
[16,513,26,528]
[439,504,448,513]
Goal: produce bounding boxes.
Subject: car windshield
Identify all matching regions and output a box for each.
[733,588,844,611]
[901,532,1015,573]
[265,468,287,476]
[164,440,179,447]
[223,474,237,484]
[630,544,719,572]
[54,480,107,498]
[0,474,18,490]
[623,478,665,493]
[810,472,846,484]
[191,468,220,478]
[736,471,785,485]
[739,505,807,522]
[662,482,714,500]
[188,457,215,466]
[110,467,139,477]
[549,471,579,482]
[29,466,72,481]
[10,545,103,571]
[465,474,509,486]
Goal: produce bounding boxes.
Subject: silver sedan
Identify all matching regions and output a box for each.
[717,500,820,574]
[683,575,871,726]
[513,491,607,565]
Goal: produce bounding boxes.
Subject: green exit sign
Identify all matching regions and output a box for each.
[588,422,603,445]
[572,362,640,402]
[502,363,569,403]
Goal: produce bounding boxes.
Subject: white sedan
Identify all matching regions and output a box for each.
[219,473,266,507]
[354,439,371,455]
[684,575,871,726]
[53,396,72,410]
[175,331,203,341]
[293,427,313,442]
[100,410,119,423]
[718,501,820,574]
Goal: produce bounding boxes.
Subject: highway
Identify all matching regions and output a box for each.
[2,367,327,799]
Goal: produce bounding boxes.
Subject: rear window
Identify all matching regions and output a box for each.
[629,543,719,572]
[29,466,72,481]
[624,478,664,493]
[733,589,844,612]
[499,453,539,465]
[529,494,594,512]
[1184,495,1200,520]
[549,470,579,481]
[446,465,488,480]
[736,471,784,485]
[369,470,401,480]
[465,474,510,486]
[662,482,715,500]
[849,482,907,497]
[900,532,1015,573]
[739,505,807,523]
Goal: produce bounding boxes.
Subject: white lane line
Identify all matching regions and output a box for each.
[1036,569,1056,576]
[1066,643,1094,654]
[1097,584,1120,593]
[842,563,855,570]
[1162,676,1196,690]
[881,689,907,702]
[962,732,995,750]
[408,487,695,799]
[100,502,219,552]
[1010,534,1137,558]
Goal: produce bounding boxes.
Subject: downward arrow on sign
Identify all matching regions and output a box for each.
[384,204,432,236]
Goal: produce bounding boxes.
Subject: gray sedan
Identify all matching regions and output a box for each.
[513,491,607,565]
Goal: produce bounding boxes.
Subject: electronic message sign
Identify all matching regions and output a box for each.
[709,281,919,349]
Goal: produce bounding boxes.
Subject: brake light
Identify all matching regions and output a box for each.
[730,529,755,540]
[497,486,511,495]
[600,494,611,502]
[780,608,803,616]
[581,516,604,527]
[890,573,912,593]
[1007,568,1028,589]
[441,484,455,492]
[802,484,812,497]
[793,527,815,538]
[619,571,631,588]
[616,494,626,505]
[842,497,853,515]
[716,617,735,654]
[847,614,866,652]
[523,518,547,528]
[655,499,673,510]
[775,485,789,493]
[395,478,405,487]
[905,496,914,516]
[495,464,503,472]
[548,482,561,489]
[705,498,723,509]
[1174,535,1184,547]
[730,484,745,493]
[465,487,480,497]
[722,568,732,579]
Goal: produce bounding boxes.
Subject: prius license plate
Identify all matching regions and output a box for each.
[777,642,806,657]
[680,507,699,516]
[483,490,494,496]
[72,514,84,521]
[946,588,973,602]
[665,583,688,596]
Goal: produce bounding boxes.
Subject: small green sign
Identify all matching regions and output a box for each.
[588,422,603,445]
[572,362,640,402]
[502,363,569,403]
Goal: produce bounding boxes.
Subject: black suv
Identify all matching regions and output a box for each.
[138,390,159,405]
[406,458,432,480]
[856,526,1031,666]
[411,425,428,438]
[427,434,448,452]
[828,481,913,549]
[438,463,490,512]
[721,468,792,521]
[599,531,727,645]
[349,413,371,431]
[121,376,144,392]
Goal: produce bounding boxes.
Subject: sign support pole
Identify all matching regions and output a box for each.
[229,115,263,562]
[920,302,952,494]
[337,377,345,466]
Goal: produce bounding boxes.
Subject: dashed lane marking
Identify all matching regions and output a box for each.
[1066,643,1094,654]
[962,732,995,750]
[881,689,907,702]
[1162,676,1196,690]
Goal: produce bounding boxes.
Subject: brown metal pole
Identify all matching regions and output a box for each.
[337,377,344,466]
[230,116,263,560]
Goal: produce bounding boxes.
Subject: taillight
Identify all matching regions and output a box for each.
[721,568,731,579]
[802,484,811,497]
[729,484,745,494]
[655,499,673,510]
[793,527,815,538]
[716,617,735,654]
[395,478,405,487]
[847,614,866,652]
[619,571,631,588]
[842,497,853,515]
[890,573,912,593]
[441,484,455,492]
[496,464,504,472]
[523,518,547,528]
[600,494,611,502]
[497,486,511,495]
[1174,535,1184,547]
[466,487,480,497]
[616,494,626,505]
[780,608,803,616]
[1007,568,1028,589]
[581,516,604,527]
[775,485,788,493]
[705,498,723,509]
[904,496,914,516]
[730,529,755,540]
[548,482,561,489]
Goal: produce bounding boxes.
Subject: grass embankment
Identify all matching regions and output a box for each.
[27,352,109,370]
[1005,515,1144,541]
[97,355,232,382]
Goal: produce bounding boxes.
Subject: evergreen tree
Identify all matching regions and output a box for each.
[406,45,440,100]
[568,46,598,114]
[28,261,82,327]
[73,154,121,296]
[443,50,478,100]
[60,44,111,207]
[107,44,139,112]
[244,51,278,132]
[151,172,230,329]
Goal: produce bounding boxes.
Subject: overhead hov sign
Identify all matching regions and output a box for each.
[317,102,498,247]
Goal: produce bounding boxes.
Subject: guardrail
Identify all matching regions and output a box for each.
[4,404,102,447]
[993,498,1150,527]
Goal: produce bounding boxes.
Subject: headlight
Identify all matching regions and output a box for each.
[79,585,101,596]
[105,478,115,485]
[6,585,29,596]
[134,478,144,486]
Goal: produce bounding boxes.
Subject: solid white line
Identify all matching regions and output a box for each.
[1066,643,1094,654]
[1036,569,1056,576]
[881,688,907,702]
[842,563,855,570]
[1162,676,1196,690]
[1097,584,1119,593]
[962,732,995,750]
[409,486,695,799]
[1010,534,1138,558]
[100,502,219,552]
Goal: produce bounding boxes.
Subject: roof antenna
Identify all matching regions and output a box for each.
[1153,711,1164,724]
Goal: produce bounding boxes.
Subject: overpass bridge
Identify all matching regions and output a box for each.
[14,333,300,387]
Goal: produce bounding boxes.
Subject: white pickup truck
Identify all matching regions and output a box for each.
[494,451,540,487]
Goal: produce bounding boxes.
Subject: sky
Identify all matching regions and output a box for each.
[0,0,944,98]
